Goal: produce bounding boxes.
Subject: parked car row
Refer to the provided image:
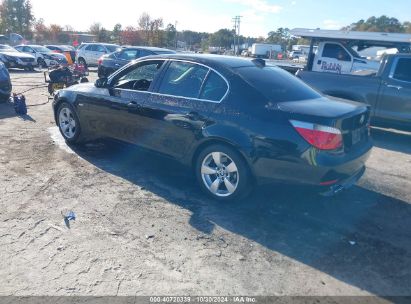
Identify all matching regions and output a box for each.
[0,41,176,75]
[0,44,69,69]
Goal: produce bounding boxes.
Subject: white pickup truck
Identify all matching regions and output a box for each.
[287,28,411,75]
[312,41,380,74]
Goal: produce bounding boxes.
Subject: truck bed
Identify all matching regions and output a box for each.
[296,70,382,112]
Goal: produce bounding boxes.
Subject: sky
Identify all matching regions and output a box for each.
[30,0,410,37]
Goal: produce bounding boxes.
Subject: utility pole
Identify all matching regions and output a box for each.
[175,21,178,50]
[232,16,242,56]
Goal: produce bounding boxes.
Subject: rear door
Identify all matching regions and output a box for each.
[83,44,95,63]
[140,60,229,159]
[92,45,107,65]
[376,57,411,126]
[313,43,352,74]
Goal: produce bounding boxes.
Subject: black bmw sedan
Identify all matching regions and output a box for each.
[53,54,372,201]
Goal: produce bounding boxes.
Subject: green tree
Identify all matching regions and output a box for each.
[209,29,234,48]
[165,23,176,48]
[344,15,405,33]
[0,0,34,37]
[112,23,122,44]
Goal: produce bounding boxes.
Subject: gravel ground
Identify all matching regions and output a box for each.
[1,69,410,297]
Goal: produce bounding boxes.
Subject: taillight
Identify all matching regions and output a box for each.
[98,56,103,66]
[290,120,343,150]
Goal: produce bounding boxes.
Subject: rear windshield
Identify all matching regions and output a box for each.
[105,45,120,53]
[236,65,321,102]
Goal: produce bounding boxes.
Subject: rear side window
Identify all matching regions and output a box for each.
[200,71,228,101]
[392,58,411,82]
[139,49,153,57]
[95,45,106,53]
[159,61,209,99]
[237,66,322,102]
[322,44,351,62]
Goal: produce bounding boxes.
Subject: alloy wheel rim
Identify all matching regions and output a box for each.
[59,107,76,139]
[201,152,239,197]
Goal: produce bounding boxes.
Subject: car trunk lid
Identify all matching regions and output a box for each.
[277,97,370,151]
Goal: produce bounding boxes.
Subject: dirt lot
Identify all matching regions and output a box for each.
[1,69,411,297]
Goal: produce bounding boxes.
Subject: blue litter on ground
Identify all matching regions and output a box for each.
[65,211,76,221]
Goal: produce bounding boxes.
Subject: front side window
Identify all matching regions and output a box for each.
[112,60,164,91]
[323,44,351,62]
[200,71,228,101]
[392,58,411,83]
[158,61,209,99]
[85,45,95,51]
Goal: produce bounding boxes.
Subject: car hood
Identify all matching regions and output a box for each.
[277,97,368,119]
[65,82,110,96]
[0,51,35,59]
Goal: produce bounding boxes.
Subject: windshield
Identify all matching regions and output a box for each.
[105,45,120,53]
[0,45,18,52]
[237,65,322,102]
[32,46,52,53]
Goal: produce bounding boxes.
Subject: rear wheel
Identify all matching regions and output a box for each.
[57,102,84,144]
[195,144,252,201]
[37,58,47,68]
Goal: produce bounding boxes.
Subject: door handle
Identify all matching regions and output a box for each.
[386,84,402,90]
[127,101,140,109]
[185,111,200,120]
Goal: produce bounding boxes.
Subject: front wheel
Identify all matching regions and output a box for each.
[57,102,84,144]
[195,144,252,201]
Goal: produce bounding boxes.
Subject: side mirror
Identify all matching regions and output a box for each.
[95,77,108,88]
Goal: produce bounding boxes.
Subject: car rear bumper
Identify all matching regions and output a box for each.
[319,165,366,196]
[253,140,373,191]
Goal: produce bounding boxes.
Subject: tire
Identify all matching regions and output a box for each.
[37,58,47,68]
[78,58,87,69]
[97,67,105,78]
[80,77,88,83]
[195,144,252,201]
[57,102,84,145]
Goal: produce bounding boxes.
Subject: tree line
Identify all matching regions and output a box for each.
[1,0,410,51]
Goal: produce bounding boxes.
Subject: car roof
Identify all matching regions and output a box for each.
[140,54,257,70]
[82,42,119,46]
[124,46,175,52]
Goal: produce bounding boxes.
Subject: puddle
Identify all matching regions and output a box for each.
[48,127,75,154]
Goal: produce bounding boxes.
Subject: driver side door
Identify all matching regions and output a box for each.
[77,59,166,143]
